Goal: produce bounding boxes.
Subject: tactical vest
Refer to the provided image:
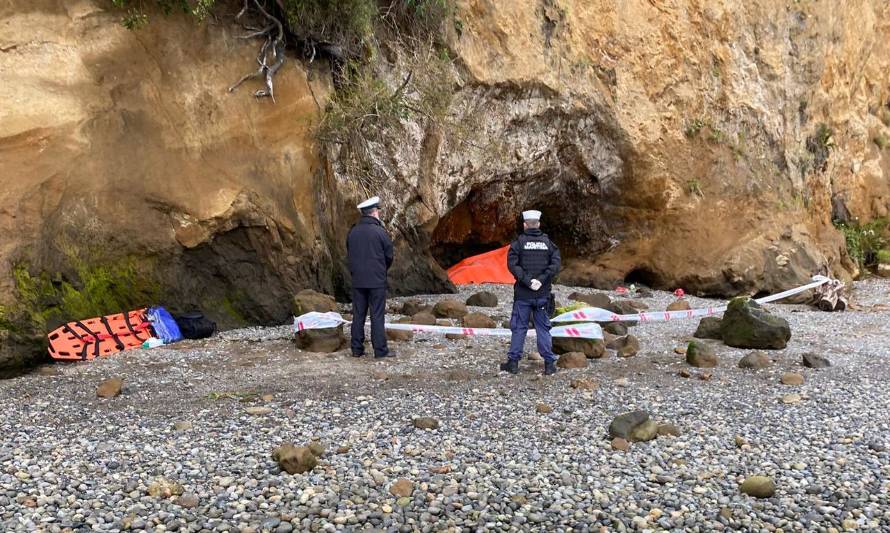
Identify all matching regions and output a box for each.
[517,232,553,279]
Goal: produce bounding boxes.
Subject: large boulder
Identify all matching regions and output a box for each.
[411,312,437,325]
[433,300,468,319]
[400,300,432,316]
[603,323,628,336]
[666,299,691,311]
[461,312,496,328]
[607,300,639,315]
[720,298,791,349]
[553,337,606,359]
[686,340,717,367]
[386,329,413,342]
[624,300,649,311]
[693,317,723,340]
[802,353,831,368]
[609,410,657,442]
[466,291,498,307]
[293,289,337,316]
[568,292,611,308]
[738,351,771,369]
[617,335,640,358]
[607,334,640,357]
[605,300,639,327]
[781,372,804,385]
[295,326,345,353]
[605,333,623,350]
[272,444,318,475]
[0,332,46,376]
[556,352,588,369]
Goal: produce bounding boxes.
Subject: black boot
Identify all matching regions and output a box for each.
[544,361,557,376]
[499,359,519,374]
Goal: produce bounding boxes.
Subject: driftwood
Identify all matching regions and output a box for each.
[813,278,847,312]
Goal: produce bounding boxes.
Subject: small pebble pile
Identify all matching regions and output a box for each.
[1,280,889,531]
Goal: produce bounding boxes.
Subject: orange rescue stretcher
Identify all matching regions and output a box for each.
[47,309,155,361]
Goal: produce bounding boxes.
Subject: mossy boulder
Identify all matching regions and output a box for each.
[609,410,657,442]
[686,340,718,367]
[693,317,723,340]
[720,297,791,350]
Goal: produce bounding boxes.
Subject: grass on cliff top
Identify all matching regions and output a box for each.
[112,0,451,54]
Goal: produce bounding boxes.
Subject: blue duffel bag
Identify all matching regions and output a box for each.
[146,306,184,344]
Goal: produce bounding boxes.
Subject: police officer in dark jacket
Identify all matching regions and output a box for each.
[501,210,561,375]
[347,196,394,358]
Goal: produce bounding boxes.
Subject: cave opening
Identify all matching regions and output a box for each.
[623,268,662,289]
[430,179,604,270]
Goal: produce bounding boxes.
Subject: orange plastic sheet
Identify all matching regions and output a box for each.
[446,245,515,285]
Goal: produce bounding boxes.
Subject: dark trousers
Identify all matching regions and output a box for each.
[351,287,388,357]
[507,296,556,363]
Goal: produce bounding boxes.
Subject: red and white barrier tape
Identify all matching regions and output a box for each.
[552,275,832,324]
[294,312,603,340]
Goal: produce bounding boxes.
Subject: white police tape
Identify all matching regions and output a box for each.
[552,275,833,324]
[294,312,603,340]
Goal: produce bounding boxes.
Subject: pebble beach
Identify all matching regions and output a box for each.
[1,280,889,532]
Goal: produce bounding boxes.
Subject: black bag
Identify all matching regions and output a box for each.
[546,292,556,318]
[174,311,217,340]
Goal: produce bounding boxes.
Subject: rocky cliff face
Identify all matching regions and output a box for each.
[1,1,341,326]
[378,0,890,295]
[1,0,889,370]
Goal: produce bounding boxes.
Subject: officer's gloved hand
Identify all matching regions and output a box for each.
[530,279,542,291]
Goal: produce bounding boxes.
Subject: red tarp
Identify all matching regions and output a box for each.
[447,245,515,285]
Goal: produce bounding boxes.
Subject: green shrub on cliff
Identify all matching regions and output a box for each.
[111,0,215,29]
[111,0,449,51]
[835,219,888,270]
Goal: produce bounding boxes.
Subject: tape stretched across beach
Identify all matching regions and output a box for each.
[552,275,833,324]
[294,312,603,340]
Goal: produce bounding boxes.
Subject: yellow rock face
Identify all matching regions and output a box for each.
[1,0,888,341]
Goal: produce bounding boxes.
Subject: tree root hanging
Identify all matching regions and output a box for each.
[228,0,286,102]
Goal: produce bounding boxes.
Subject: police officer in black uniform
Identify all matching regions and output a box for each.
[346,196,394,358]
[501,209,561,375]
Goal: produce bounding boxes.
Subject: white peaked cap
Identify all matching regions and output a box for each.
[522,210,542,221]
[357,196,380,210]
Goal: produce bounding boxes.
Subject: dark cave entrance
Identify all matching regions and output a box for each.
[430,178,605,270]
[623,268,663,288]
